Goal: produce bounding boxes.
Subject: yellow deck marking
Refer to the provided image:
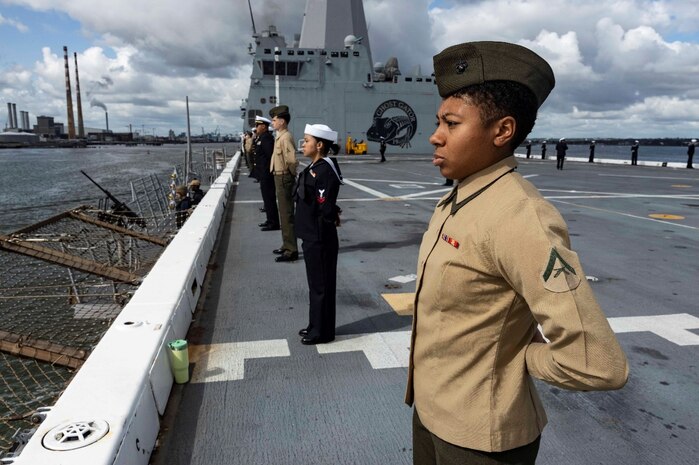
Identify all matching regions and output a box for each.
[671,184,692,188]
[382,292,415,315]
[648,213,685,220]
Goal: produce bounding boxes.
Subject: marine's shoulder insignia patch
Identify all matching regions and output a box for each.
[542,247,581,292]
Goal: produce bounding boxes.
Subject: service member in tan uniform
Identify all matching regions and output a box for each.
[243,129,254,175]
[406,41,629,465]
[270,105,299,262]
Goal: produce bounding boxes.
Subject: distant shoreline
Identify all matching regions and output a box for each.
[0,140,195,149]
[522,138,695,147]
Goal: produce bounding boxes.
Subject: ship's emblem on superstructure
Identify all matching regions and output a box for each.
[367,99,418,148]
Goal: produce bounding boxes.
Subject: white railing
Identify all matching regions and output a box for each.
[3,154,240,465]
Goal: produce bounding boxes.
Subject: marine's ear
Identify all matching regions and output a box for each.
[492,116,516,148]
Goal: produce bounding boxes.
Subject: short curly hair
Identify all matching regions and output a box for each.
[452,81,539,150]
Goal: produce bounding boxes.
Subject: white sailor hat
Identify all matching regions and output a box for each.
[691,139,697,143]
[304,123,337,142]
[254,116,271,125]
[559,137,565,141]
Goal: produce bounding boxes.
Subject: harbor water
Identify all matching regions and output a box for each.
[0,143,240,234]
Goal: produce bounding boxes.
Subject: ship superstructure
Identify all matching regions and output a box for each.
[243,0,440,154]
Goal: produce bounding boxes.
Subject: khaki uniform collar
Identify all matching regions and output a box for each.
[275,127,288,139]
[438,156,518,214]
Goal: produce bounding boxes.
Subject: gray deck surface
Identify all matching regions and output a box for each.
[154,154,698,465]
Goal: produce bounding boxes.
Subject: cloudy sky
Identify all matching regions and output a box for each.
[1,0,698,138]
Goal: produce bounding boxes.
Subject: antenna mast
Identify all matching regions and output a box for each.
[247,0,257,35]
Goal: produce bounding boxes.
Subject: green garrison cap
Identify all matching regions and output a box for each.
[269,105,290,118]
[433,41,555,107]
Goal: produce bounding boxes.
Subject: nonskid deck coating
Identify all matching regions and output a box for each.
[156,155,698,465]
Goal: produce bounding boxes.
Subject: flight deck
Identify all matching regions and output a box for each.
[155,154,698,465]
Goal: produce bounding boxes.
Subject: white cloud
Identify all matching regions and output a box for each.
[0,13,29,32]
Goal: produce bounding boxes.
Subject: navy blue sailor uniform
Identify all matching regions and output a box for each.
[255,131,279,227]
[294,157,342,342]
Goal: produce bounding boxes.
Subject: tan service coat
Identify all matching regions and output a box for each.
[406,156,628,452]
[270,128,298,176]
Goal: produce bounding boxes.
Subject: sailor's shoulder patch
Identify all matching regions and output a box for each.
[542,247,581,292]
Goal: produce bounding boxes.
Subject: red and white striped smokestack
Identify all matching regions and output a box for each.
[63,46,76,139]
[74,52,85,138]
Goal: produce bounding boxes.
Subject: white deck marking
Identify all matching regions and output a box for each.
[350,178,441,185]
[598,174,697,181]
[398,188,452,199]
[315,314,699,371]
[540,188,699,200]
[190,339,290,383]
[550,199,698,230]
[187,315,698,382]
[317,331,411,369]
[608,313,699,346]
[342,178,391,199]
[390,183,425,189]
[389,274,417,283]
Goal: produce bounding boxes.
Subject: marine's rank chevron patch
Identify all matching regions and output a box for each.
[542,247,581,292]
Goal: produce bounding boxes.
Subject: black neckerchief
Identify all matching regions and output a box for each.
[437,168,515,215]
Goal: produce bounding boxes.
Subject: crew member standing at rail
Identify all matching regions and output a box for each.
[254,116,280,231]
[189,178,205,205]
[525,139,532,158]
[407,41,628,465]
[556,137,568,170]
[589,140,596,162]
[270,105,299,262]
[175,185,192,229]
[250,128,261,180]
[540,139,547,159]
[294,124,342,345]
[631,140,639,165]
[243,130,254,172]
[687,139,696,169]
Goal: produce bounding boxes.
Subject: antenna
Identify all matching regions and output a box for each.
[247,0,257,35]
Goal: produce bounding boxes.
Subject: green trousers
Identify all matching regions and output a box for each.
[274,172,297,254]
[413,410,540,465]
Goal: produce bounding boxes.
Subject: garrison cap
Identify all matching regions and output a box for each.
[433,41,555,107]
[269,105,290,118]
[304,123,337,142]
